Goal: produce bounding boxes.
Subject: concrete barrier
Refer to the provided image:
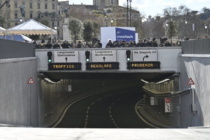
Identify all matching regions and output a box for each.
[0,58,39,127]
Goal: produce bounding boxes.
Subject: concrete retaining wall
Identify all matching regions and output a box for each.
[180,55,210,126]
[0,58,39,127]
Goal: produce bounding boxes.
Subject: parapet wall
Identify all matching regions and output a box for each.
[0,58,38,127]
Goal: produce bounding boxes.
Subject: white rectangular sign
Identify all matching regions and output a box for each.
[165,98,172,113]
[54,51,79,62]
[92,50,117,62]
[133,50,157,61]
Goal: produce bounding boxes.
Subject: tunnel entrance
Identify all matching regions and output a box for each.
[40,72,176,128]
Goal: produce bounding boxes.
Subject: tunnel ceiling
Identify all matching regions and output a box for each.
[40,71,176,82]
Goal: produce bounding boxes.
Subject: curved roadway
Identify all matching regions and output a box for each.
[55,87,151,128]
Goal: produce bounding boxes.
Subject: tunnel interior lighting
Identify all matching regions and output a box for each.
[141,79,149,83]
[44,78,62,84]
[156,79,170,84]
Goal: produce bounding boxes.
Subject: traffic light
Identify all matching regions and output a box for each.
[126,50,131,61]
[47,51,52,63]
[85,51,90,62]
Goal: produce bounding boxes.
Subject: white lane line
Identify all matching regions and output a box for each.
[84,106,90,128]
[109,101,119,128]
[135,99,157,128]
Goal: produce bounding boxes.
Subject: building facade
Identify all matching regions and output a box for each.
[0,0,58,28]
[93,0,119,9]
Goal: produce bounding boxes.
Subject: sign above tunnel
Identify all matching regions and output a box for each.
[48,63,82,70]
[53,51,79,62]
[86,62,119,70]
[127,61,160,69]
[132,50,158,61]
[91,50,117,62]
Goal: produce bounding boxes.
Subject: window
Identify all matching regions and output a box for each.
[37,12,41,18]
[111,0,114,5]
[30,3,33,9]
[45,3,48,9]
[15,12,18,18]
[30,12,33,18]
[15,2,18,8]
[37,3,40,9]
[52,4,55,9]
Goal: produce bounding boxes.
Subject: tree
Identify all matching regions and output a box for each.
[166,20,177,43]
[83,21,93,42]
[69,18,83,43]
[200,7,210,20]
[92,21,99,38]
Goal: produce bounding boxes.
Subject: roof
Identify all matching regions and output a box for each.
[6,19,56,35]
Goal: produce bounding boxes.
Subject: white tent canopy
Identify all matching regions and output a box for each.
[6,19,56,35]
[0,27,6,35]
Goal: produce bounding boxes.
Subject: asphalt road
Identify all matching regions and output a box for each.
[55,86,152,128]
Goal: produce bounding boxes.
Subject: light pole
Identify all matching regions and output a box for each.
[184,20,187,39]
[54,25,57,42]
[19,18,23,23]
[129,0,132,27]
[0,0,10,9]
[127,0,128,27]
[204,24,208,37]
[165,23,168,37]
[110,19,113,27]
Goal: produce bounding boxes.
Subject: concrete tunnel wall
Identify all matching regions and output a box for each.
[0,58,39,127]
[40,78,108,126]
[179,56,210,127]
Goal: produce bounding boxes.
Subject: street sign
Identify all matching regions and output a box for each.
[127,61,160,69]
[53,51,79,62]
[48,63,82,70]
[27,77,34,84]
[86,62,119,70]
[92,50,117,62]
[133,50,158,61]
[188,78,195,85]
[165,98,172,113]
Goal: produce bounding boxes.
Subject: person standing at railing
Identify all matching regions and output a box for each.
[106,40,113,48]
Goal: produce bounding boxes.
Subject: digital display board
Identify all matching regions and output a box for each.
[48,63,81,70]
[127,62,160,69]
[86,62,119,70]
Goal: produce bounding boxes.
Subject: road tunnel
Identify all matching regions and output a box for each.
[39,72,178,128]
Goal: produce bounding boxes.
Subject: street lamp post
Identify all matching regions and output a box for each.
[184,20,187,39]
[54,25,57,42]
[0,0,10,9]
[127,0,128,27]
[110,19,113,27]
[205,24,208,37]
[129,0,132,27]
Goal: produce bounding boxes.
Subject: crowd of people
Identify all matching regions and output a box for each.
[34,37,181,49]
[106,37,181,48]
[34,39,101,49]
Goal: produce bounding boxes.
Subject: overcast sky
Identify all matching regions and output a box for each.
[59,0,209,17]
